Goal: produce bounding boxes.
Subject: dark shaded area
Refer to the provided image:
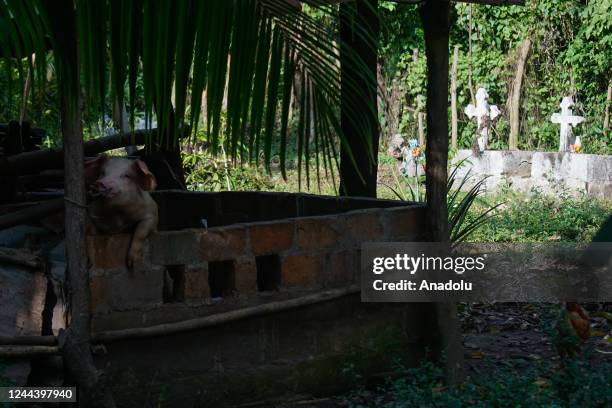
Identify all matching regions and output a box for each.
[163,265,186,303]
[339,0,380,197]
[152,190,416,231]
[256,254,281,292]
[208,260,236,298]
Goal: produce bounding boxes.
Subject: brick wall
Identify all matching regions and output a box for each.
[87,203,427,332]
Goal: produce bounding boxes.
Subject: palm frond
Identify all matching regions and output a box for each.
[1,0,375,188]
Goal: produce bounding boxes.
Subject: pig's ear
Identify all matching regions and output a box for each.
[133,159,157,191]
[84,155,108,183]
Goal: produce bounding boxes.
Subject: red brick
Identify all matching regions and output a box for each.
[281,254,323,287]
[90,272,112,314]
[295,217,340,251]
[382,206,428,240]
[184,264,210,301]
[87,234,131,269]
[106,266,166,311]
[200,226,247,261]
[344,211,384,244]
[150,230,200,265]
[234,257,257,295]
[250,221,295,255]
[327,250,359,286]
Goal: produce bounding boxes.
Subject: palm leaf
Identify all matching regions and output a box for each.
[1,0,377,191]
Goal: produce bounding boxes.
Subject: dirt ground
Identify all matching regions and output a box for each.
[247,302,612,408]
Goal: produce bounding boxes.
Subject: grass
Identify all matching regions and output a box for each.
[340,357,612,408]
[467,189,611,243]
[184,152,611,244]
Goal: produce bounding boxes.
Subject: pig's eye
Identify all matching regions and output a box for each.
[123,174,130,179]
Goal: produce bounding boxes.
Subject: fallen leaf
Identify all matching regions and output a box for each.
[466,351,485,359]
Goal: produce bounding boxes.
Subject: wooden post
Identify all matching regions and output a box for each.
[418,111,426,147]
[451,45,459,150]
[604,81,611,131]
[508,38,531,150]
[42,0,116,405]
[420,0,464,384]
[19,55,34,125]
[339,0,380,197]
[467,4,475,106]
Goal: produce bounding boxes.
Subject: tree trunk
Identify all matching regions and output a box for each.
[604,81,611,131]
[339,0,379,198]
[451,45,459,150]
[467,4,475,105]
[150,99,187,190]
[19,56,34,125]
[378,63,402,146]
[418,111,426,147]
[113,98,138,156]
[43,1,116,405]
[60,40,116,408]
[508,38,531,150]
[420,0,464,385]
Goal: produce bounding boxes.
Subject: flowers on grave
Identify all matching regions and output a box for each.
[569,136,582,153]
[400,139,426,177]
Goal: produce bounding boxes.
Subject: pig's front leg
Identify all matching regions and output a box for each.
[127,216,157,269]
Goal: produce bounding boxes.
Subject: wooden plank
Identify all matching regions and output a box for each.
[0,345,59,357]
[0,198,64,231]
[0,248,44,270]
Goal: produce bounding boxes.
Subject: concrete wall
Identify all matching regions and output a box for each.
[83,193,429,405]
[0,259,48,384]
[88,201,427,332]
[2,192,429,401]
[452,150,612,199]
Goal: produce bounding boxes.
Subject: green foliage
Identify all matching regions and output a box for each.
[184,148,274,192]
[468,190,611,243]
[1,0,373,183]
[381,160,501,243]
[379,1,611,154]
[355,358,612,407]
[447,165,502,243]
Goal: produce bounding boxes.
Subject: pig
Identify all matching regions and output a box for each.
[84,155,158,268]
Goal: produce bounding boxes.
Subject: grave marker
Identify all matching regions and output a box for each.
[465,88,500,153]
[551,96,584,152]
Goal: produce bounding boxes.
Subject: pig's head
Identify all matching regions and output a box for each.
[85,155,157,204]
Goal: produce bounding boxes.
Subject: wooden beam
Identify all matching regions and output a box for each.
[93,286,360,343]
[0,198,64,231]
[0,346,60,358]
[0,129,154,176]
[420,0,464,384]
[339,0,380,197]
[0,247,45,269]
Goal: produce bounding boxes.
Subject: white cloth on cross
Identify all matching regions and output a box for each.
[551,96,584,152]
[465,88,500,152]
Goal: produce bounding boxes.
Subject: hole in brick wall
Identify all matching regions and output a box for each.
[208,260,236,298]
[256,254,281,292]
[163,265,185,303]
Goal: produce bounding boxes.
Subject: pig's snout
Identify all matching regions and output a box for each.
[92,179,115,197]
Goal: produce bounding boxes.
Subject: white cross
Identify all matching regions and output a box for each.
[465,88,500,153]
[551,96,584,152]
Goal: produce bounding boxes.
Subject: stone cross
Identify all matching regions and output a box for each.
[465,87,500,153]
[551,96,584,152]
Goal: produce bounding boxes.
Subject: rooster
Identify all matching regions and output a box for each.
[554,302,591,358]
